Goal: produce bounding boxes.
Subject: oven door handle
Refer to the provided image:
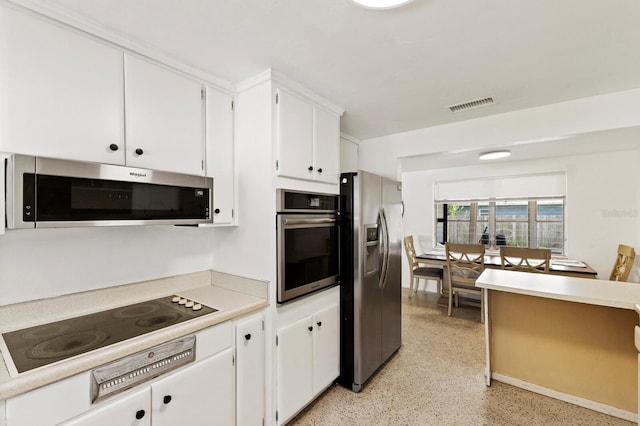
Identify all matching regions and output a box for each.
[282,217,336,225]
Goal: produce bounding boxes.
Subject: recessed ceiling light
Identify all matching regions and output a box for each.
[479,150,511,160]
[350,0,413,10]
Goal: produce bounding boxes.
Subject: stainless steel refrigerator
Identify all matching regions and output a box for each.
[338,171,402,392]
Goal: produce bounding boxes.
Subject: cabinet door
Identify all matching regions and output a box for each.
[277,316,313,424]
[0,6,125,164]
[313,106,341,184]
[61,387,150,426]
[6,373,89,426]
[152,348,235,426]
[206,86,235,224]
[235,313,265,426]
[124,54,204,176]
[276,88,314,180]
[312,303,340,394]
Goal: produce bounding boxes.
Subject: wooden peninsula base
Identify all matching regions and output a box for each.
[477,269,640,422]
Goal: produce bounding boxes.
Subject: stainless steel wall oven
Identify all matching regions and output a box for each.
[276,190,340,303]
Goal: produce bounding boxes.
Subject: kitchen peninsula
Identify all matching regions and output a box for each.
[476,269,639,422]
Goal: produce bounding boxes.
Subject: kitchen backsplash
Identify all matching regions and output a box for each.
[0,226,214,306]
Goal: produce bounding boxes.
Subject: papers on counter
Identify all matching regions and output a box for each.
[551,259,587,268]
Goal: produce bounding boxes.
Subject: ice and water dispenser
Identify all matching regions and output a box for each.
[364,224,380,276]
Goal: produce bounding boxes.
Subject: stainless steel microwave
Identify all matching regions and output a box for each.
[5,155,213,228]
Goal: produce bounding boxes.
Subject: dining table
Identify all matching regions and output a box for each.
[416,249,597,308]
[417,250,598,278]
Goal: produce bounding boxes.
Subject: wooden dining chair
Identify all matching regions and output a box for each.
[500,246,551,273]
[609,244,636,282]
[403,236,444,297]
[445,243,485,322]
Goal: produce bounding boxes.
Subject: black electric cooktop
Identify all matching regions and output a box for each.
[2,296,217,374]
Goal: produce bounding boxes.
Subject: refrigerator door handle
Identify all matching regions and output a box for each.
[379,207,391,289]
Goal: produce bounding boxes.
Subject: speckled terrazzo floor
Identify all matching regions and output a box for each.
[289,289,633,426]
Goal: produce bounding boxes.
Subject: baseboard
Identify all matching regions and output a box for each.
[491,373,636,422]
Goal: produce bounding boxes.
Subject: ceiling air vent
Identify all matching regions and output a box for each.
[448,97,494,112]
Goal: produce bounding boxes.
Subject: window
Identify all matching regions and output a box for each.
[435,198,565,253]
[495,201,529,248]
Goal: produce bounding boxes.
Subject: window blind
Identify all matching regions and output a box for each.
[434,173,566,202]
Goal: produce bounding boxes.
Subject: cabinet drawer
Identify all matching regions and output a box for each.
[6,372,91,426]
[194,321,232,360]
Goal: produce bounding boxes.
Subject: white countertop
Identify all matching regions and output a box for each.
[476,268,640,310]
[0,270,268,400]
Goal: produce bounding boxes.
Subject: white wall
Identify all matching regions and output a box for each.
[401,148,640,289]
[0,226,213,305]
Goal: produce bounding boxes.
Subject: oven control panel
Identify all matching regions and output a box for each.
[90,335,196,402]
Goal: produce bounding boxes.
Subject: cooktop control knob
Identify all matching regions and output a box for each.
[192,303,202,311]
[171,296,180,303]
[185,301,194,308]
[178,298,187,305]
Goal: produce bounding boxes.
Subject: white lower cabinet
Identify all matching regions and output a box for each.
[235,313,265,426]
[5,322,237,426]
[62,387,151,426]
[277,316,314,424]
[152,347,235,426]
[276,302,339,424]
[59,348,235,426]
[311,305,340,394]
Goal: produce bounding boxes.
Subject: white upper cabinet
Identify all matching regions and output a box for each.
[206,86,235,224]
[275,86,342,184]
[0,5,125,164]
[313,106,341,184]
[276,87,314,180]
[124,54,204,176]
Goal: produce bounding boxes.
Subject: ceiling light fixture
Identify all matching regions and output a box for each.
[350,0,413,10]
[479,150,511,160]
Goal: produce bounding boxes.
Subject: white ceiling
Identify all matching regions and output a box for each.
[28,0,640,141]
[401,126,640,171]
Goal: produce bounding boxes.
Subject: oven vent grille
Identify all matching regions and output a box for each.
[449,97,494,112]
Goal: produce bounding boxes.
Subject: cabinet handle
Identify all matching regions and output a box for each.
[245,333,251,341]
[135,410,146,420]
[308,326,313,332]
[317,168,323,173]
[214,208,221,214]
[135,148,144,155]
[163,395,172,405]
[308,166,313,172]
[317,321,322,327]
[109,144,119,152]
